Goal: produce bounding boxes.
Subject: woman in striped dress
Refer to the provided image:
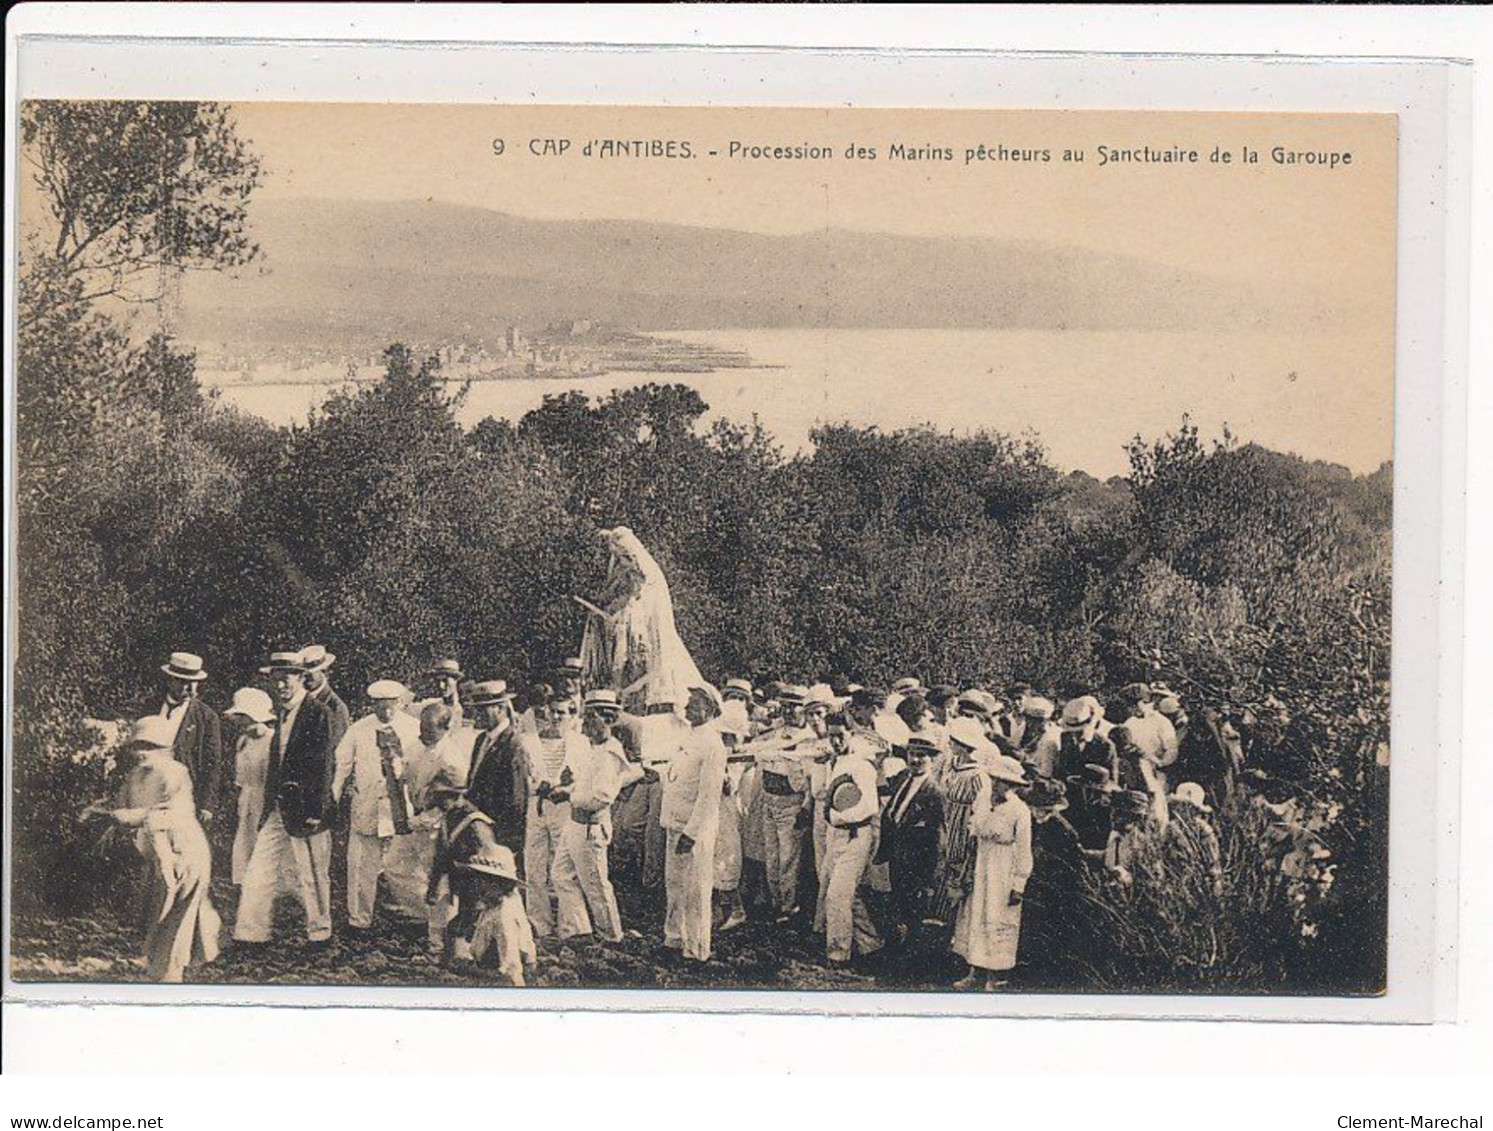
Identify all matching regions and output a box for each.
[931,717,999,926]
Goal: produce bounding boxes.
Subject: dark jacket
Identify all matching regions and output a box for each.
[309,682,351,749]
[877,770,946,920]
[169,697,224,818]
[263,696,336,838]
[465,724,526,853]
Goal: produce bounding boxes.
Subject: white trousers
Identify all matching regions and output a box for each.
[761,792,804,916]
[233,811,332,942]
[347,831,391,929]
[524,796,570,937]
[553,815,624,942]
[664,824,718,961]
[822,824,882,963]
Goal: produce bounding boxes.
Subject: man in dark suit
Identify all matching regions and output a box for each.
[464,681,526,867]
[158,652,224,827]
[876,733,947,953]
[299,643,351,748]
[233,650,337,947]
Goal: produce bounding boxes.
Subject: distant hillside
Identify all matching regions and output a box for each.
[180,198,1355,359]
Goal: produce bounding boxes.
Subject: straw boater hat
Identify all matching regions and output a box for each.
[428,658,465,680]
[259,649,307,675]
[225,687,276,726]
[582,688,621,714]
[826,771,865,814]
[891,677,923,696]
[1169,781,1213,813]
[161,651,208,682]
[299,644,336,672]
[722,678,753,702]
[1060,695,1102,730]
[458,843,524,885]
[367,679,410,701]
[905,733,942,757]
[777,684,809,706]
[467,680,515,707]
[555,657,585,677]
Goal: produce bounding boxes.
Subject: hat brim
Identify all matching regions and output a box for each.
[226,709,275,725]
[457,862,525,884]
[1170,796,1213,813]
[161,665,208,681]
[259,665,306,675]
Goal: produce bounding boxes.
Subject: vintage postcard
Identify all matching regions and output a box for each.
[10,98,1400,1004]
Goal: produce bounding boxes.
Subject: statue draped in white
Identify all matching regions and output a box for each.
[579,527,705,715]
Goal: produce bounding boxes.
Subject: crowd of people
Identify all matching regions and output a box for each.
[83,641,1292,990]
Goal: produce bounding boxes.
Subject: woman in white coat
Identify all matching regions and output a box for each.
[224,688,276,886]
[951,754,1033,990]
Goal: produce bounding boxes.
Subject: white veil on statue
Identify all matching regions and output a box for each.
[579,526,705,715]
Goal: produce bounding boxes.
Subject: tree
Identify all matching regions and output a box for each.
[19,101,262,324]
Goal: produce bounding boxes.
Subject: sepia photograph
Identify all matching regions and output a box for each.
[9,99,1397,1001]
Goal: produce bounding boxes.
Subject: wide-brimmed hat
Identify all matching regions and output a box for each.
[1021,696,1056,721]
[458,844,523,884]
[299,644,336,672]
[225,687,276,725]
[805,683,837,712]
[1169,781,1213,813]
[957,689,1001,718]
[1068,762,1116,792]
[583,688,621,713]
[367,679,410,701]
[428,658,465,680]
[1061,695,1102,729]
[1024,777,1069,811]
[988,754,1028,785]
[259,649,307,675]
[946,715,995,755]
[466,680,515,707]
[161,651,208,682]
[125,715,177,751]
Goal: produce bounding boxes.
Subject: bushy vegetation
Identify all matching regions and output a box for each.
[12,101,1391,993]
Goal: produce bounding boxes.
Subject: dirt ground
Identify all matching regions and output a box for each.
[10,866,993,995]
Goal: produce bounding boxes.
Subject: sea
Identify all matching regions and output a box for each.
[204,327,1392,480]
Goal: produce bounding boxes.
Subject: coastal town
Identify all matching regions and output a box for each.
[194,322,760,387]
